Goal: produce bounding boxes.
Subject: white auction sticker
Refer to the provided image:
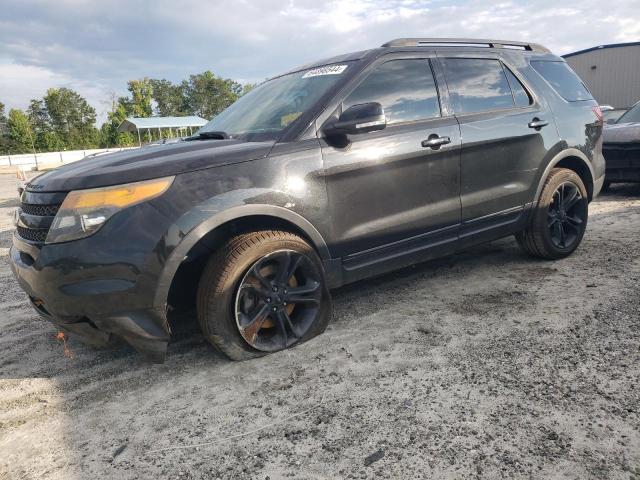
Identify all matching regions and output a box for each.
[302,65,348,78]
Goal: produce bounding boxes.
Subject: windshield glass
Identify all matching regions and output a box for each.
[198,64,351,139]
[616,103,640,124]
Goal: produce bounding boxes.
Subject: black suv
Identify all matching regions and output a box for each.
[11,38,605,362]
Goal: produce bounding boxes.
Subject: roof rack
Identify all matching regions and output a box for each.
[382,38,550,53]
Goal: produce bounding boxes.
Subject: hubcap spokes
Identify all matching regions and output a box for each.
[547,182,586,249]
[235,250,322,351]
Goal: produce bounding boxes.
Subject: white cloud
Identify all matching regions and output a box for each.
[0,61,114,124]
[0,0,639,126]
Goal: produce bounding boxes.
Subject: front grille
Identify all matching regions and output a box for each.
[16,190,66,245]
[603,143,640,169]
[17,226,49,243]
[21,203,59,216]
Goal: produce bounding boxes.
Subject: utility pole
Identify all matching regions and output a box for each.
[26,126,37,170]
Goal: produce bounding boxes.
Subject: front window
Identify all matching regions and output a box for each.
[343,59,441,124]
[198,64,351,140]
[616,102,640,124]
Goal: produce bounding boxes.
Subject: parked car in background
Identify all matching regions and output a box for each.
[10,38,604,362]
[602,100,640,189]
[600,105,628,124]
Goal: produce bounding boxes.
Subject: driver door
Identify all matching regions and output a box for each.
[319,56,461,267]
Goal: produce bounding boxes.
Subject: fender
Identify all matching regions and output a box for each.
[533,148,595,203]
[152,202,331,310]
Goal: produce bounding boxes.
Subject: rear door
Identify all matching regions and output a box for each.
[438,54,558,240]
[318,55,461,259]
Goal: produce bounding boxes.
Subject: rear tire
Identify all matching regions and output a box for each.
[516,168,588,260]
[197,230,332,361]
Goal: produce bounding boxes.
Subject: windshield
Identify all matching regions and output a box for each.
[616,102,640,124]
[198,64,350,139]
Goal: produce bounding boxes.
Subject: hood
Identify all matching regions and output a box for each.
[603,122,640,144]
[26,139,275,192]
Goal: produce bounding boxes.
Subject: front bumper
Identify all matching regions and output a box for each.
[603,143,640,183]
[10,234,170,362]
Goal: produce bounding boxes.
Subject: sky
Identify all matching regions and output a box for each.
[1,0,639,125]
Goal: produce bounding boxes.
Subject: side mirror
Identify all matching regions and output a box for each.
[323,102,387,137]
[606,118,617,125]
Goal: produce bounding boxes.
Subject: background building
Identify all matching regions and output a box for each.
[563,42,640,109]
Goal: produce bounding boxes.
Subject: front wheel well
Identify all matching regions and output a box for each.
[554,156,594,200]
[166,215,320,318]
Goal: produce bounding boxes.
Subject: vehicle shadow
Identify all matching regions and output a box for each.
[597,182,640,200]
[0,237,528,379]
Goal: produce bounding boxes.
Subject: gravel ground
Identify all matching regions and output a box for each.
[0,174,639,480]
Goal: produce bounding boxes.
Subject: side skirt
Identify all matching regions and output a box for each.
[324,204,531,288]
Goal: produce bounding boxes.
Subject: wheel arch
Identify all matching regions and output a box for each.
[153,205,330,312]
[535,148,595,203]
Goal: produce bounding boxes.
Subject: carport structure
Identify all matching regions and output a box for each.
[118,116,208,146]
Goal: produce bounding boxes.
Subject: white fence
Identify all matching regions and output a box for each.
[0,147,138,169]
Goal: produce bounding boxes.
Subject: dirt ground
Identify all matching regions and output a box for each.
[0,173,638,480]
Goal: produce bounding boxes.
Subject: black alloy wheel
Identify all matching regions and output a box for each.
[516,168,589,260]
[234,249,322,352]
[547,182,587,250]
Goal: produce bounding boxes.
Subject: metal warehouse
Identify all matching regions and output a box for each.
[563,42,640,109]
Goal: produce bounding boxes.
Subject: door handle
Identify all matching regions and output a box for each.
[528,118,549,130]
[421,135,451,150]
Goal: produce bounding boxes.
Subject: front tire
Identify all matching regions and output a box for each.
[516,168,589,260]
[197,230,332,361]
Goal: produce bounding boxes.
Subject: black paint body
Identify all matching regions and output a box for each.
[10,42,605,361]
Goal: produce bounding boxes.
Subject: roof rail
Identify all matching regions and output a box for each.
[382,38,550,53]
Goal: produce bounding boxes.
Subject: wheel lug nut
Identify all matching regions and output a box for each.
[272,286,278,292]
[283,302,287,306]
[266,297,271,303]
[272,306,277,312]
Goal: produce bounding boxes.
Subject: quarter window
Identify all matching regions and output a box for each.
[530,61,593,102]
[344,59,441,124]
[441,58,515,114]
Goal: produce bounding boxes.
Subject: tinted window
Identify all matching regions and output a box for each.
[503,66,532,107]
[344,59,440,124]
[442,58,515,114]
[616,102,640,124]
[530,61,593,102]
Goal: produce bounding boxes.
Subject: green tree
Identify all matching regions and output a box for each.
[241,83,257,96]
[43,88,99,149]
[182,71,243,119]
[99,98,136,148]
[127,78,154,117]
[0,101,6,133]
[27,99,64,151]
[150,79,186,116]
[7,109,35,154]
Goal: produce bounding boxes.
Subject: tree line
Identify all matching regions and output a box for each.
[0,72,254,155]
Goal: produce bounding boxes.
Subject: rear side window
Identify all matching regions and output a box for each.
[441,58,515,114]
[344,59,440,124]
[503,66,532,107]
[530,61,593,102]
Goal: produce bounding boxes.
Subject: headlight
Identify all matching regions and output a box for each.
[46,176,174,244]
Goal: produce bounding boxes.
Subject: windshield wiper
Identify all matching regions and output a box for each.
[198,131,230,140]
